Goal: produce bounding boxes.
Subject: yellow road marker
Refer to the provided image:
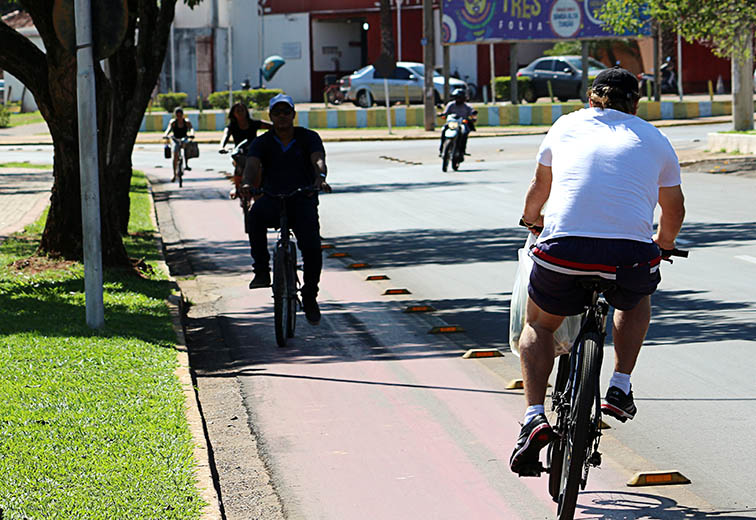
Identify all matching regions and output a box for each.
[403,304,436,313]
[321,244,334,249]
[366,275,390,281]
[429,325,464,333]
[462,348,502,358]
[384,288,411,295]
[329,252,350,258]
[599,419,612,430]
[627,471,690,487]
[348,262,370,269]
[506,379,524,389]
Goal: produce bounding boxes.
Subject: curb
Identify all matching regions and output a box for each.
[147,181,224,520]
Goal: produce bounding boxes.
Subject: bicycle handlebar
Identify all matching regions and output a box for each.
[250,186,319,198]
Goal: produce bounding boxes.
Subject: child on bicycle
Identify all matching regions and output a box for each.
[510,67,686,474]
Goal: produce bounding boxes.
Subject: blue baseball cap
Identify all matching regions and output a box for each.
[269,93,295,111]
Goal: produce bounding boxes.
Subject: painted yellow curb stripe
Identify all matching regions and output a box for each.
[462,348,502,358]
[627,471,690,487]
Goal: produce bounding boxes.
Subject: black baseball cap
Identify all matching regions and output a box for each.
[592,66,639,97]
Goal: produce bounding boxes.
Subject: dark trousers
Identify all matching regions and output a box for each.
[246,194,322,298]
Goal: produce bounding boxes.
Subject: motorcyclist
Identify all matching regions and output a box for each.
[438,88,476,157]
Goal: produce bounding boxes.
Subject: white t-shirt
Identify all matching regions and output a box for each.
[535,107,681,244]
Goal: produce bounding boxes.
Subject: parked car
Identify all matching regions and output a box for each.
[516,55,607,103]
[341,61,468,108]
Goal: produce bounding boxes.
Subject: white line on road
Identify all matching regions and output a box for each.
[735,255,756,265]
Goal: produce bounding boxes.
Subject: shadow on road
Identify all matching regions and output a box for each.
[577,490,756,519]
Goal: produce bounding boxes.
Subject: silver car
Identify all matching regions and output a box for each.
[342,61,468,108]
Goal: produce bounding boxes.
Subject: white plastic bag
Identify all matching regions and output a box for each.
[509,234,581,357]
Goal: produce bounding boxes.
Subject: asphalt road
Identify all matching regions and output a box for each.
[5,122,756,519]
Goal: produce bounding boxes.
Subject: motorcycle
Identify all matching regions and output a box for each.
[639,56,678,96]
[440,114,473,172]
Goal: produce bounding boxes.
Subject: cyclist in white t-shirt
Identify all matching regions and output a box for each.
[510,67,686,475]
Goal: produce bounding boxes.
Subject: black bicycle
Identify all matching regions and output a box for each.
[518,221,687,519]
[250,187,316,348]
[165,136,193,188]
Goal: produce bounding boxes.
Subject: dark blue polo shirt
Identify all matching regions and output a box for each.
[248,127,325,194]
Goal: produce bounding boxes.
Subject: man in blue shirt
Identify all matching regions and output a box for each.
[241,94,331,324]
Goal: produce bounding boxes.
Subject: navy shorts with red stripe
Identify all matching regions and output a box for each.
[528,236,662,316]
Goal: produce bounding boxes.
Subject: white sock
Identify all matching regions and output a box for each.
[523,405,545,425]
[609,371,631,394]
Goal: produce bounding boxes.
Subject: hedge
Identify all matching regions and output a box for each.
[157,92,189,113]
[493,76,534,102]
[0,104,9,128]
[208,89,284,110]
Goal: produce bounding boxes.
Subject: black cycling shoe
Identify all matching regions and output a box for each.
[184,165,192,171]
[510,414,556,476]
[601,386,637,422]
[302,295,321,325]
[248,272,271,289]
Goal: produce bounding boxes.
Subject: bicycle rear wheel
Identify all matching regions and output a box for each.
[557,335,601,520]
[548,354,571,502]
[273,245,289,347]
[285,241,298,338]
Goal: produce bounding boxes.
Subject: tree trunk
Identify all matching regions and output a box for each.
[731,35,754,132]
[379,0,395,62]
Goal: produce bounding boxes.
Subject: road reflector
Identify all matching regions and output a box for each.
[403,304,436,313]
[599,419,612,430]
[321,244,334,249]
[348,262,370,269]
[329,252,350,258]
[462,348,502,358]
[384,288,411,295]
[627,471,690,487]
[506,379,524,389]
[429,325,464,333]
[366,275,390,281]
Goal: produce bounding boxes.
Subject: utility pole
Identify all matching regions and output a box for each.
[422,0,435,130]
[509,43,518,104]
[74,0,104,329]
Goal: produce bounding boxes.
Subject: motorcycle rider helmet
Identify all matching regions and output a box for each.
[452,88,466,100]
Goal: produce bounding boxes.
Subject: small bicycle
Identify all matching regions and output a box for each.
[249,187,317,348]
[518,221,687,520]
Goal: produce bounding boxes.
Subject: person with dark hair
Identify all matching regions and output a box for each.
[509,67,686,474]
[240,94,331,325]
[219,102,272,197]
[163,107,195,181]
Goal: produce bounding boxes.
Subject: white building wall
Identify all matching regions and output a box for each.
[311,19,362,73]
[449,44,477,86]
[175,1,214,28]
[4,27,42,111]
[261,13,311,102]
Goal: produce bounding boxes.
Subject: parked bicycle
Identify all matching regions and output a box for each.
[517,222,687,520]
[247,186,318,347]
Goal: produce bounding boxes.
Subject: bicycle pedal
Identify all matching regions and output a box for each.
[588,451,602,467]
[517,462,546,477]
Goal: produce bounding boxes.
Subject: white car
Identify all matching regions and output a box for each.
[342,61,468,108]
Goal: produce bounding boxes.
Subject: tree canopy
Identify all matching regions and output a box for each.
[598,0,756,60]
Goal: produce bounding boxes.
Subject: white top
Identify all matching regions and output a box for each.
[535,107,681,243]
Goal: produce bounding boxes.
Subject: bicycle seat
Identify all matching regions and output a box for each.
[577,276,616,294]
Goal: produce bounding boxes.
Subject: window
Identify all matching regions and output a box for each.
[393,67,412,80]
[534,59,554,72]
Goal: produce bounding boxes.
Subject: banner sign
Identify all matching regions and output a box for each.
[441,0,649,44]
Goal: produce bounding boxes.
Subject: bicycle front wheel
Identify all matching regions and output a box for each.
[441,139,452,172]
[557,335,601,520]
[273,246,289,348]
[177,159,184,188]
[285,241,298,339]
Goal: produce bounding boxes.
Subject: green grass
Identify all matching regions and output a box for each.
[7,111,45,128]
[0,161,52,169]
[0,170,204,520]
[720,130,756,135]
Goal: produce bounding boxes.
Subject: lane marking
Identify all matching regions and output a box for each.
[429,325,464,334]
[735,255,756,264]
[627,470,691,487]
[462,348,502,358]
